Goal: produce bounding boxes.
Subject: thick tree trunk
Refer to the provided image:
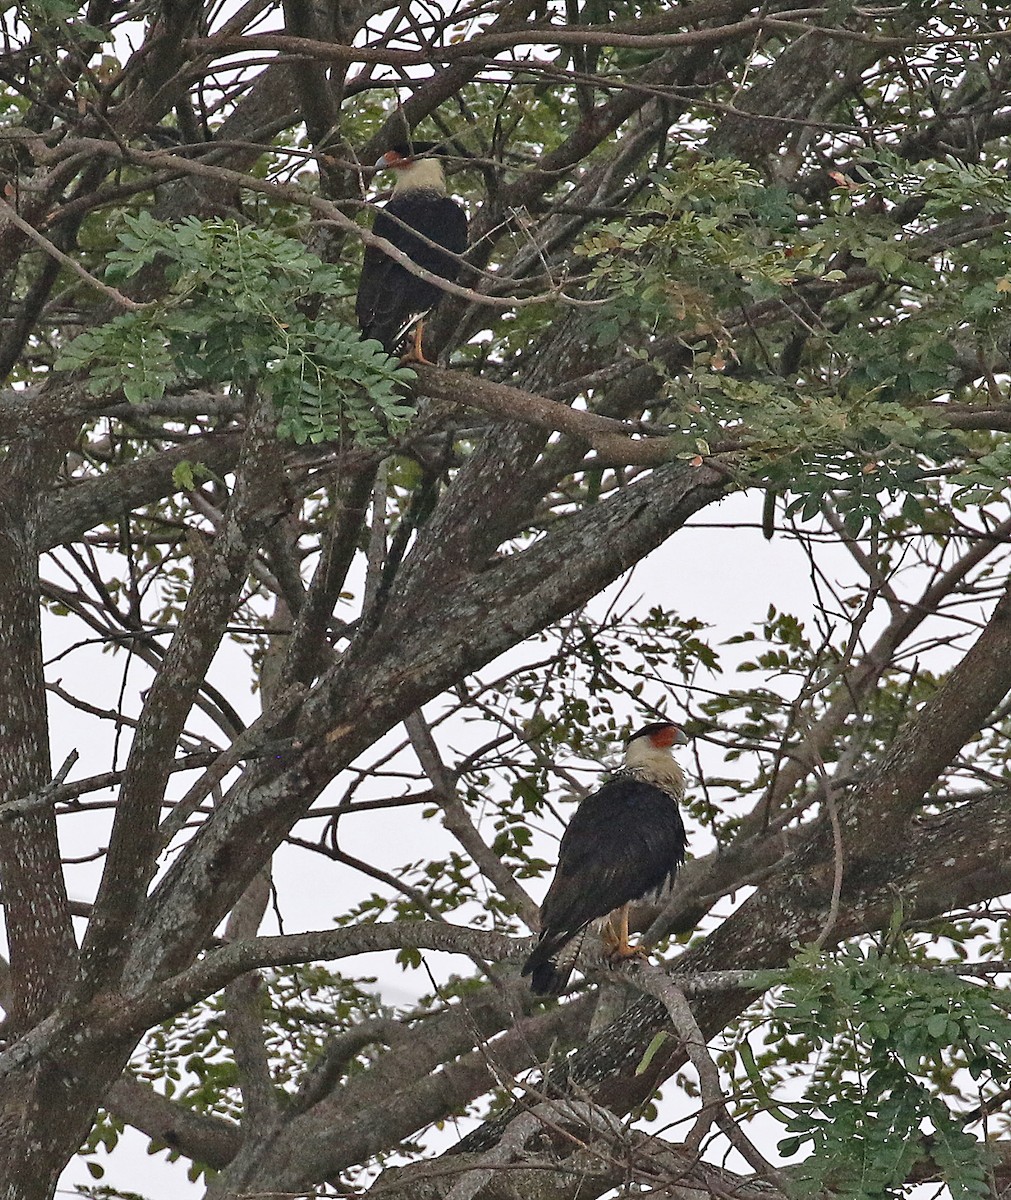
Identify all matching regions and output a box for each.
[0,428,82,1198]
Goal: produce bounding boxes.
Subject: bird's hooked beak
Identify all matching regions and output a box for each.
[374,149,414,171]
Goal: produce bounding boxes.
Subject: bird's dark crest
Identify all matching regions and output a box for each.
[627,720,682,744]
[384,140,448,161]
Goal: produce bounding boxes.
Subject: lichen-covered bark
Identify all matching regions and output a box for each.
[0,399,287,1197]
[0,429,80,1198]
[40,431,244,550]
[0,429,78,1030]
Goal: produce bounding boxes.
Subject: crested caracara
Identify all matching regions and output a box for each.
[521,722,689,996]
[356,142,468,362]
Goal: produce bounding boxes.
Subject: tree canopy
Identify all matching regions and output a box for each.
[2,1,1011,1198]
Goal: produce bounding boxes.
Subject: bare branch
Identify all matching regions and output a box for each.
[406,711,539,929]
[633,965,784,1184]
[117,923,527,1033]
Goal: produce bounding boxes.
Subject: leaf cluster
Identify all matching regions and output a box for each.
[573,148,1011,535]
[766,943,1011,1199]
[56,213,416,444]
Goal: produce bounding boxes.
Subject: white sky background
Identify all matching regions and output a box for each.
[35,486,935,1199]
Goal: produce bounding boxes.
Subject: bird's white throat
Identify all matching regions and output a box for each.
[393,157,447,195]
[622,738,687,797]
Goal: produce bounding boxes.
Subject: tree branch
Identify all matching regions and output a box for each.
[80,392,287,991]
[406,711,539,930]
[116,923,526,1033]
[411,364,684,466]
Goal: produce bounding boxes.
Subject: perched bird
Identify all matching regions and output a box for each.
[521,721,689,996]
[356,141,468,362]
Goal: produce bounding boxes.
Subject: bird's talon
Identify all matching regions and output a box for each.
[607,944,650,967]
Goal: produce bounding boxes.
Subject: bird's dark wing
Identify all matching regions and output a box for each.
[542,780,687,928]
[521,779,686,995]
[356,195,467,352]
[355,239,407,351]
[387,194,467,275]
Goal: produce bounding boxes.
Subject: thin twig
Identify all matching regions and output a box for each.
[0,750,80,823]
[405,710,539,929]
[0,195,150,311]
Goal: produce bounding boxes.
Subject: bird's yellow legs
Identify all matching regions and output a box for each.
[601,903,650,964]
[400,320,436,366]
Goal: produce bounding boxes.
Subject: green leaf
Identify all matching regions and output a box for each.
[635,1031,669,1076]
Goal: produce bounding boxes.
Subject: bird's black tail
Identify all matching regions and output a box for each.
[359,312,406,356]
[521,927,587,996]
